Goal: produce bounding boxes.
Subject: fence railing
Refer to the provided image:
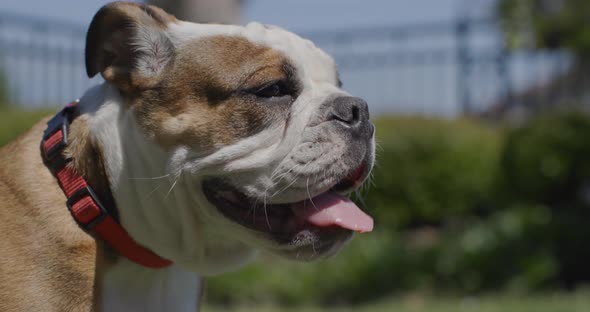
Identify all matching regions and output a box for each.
[0,11,581,116]
[0,12,101,108]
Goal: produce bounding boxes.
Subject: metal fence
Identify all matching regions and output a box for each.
[0,11,579,116]
[0,12,100,108]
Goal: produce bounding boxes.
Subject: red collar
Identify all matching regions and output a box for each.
[41,101,172,269]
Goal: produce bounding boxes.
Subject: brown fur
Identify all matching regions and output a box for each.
[131,35,295,150]
[85,2,178,92]
[0,119,101,311]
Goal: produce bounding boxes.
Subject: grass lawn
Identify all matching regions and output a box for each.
[204,292,590,312]
[0,108,54,146]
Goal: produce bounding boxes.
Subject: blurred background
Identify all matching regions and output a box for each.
[1,0,590,311]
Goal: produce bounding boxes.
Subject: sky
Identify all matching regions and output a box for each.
[1,0,472,32]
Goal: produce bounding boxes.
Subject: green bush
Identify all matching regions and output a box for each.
[500,111,590,287]
[501,112,590,204]
[367,117,502,227]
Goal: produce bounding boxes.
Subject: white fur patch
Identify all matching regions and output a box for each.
[101,260,201,312]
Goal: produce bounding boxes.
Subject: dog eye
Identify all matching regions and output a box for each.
[252,81,286,98]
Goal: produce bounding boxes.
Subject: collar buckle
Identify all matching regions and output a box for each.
[66,186,108,230]
[42,105,76,160]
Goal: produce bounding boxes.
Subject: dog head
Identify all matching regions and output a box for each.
[83,2,375,274]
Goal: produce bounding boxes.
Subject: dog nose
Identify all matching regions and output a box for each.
[328,96,369,129]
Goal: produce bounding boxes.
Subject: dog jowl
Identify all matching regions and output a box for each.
[0,2,375,311]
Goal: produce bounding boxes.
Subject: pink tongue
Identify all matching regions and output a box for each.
[291,192,374,233]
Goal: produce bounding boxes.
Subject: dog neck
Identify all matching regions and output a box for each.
[65,83,215,310]
[74,83,256,275]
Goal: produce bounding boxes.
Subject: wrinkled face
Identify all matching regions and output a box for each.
[86,3,375,262]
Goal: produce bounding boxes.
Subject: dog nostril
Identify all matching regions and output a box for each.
[331,112,353,125]
[351,105,360,124]
[329,97,366,127]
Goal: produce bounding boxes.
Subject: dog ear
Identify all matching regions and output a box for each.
[85,2,177,92]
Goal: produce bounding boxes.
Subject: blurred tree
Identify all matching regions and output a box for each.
[498,0,590,56]
[495,0,590,116]
[148,0,241,24]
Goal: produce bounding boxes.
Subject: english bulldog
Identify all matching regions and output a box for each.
[0,2,375,311]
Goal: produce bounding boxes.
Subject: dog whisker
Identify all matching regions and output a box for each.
[269,163,286,182]
[306,177,318,211]
[248,198,259,223]
[272,160,312,185]
[270,163,298,186]
[164,179,179,200]
[375,140,384,152]
[354,189,368,211]
[367,170,377,188]
[127,173,171,181]
[263,192,271,231]
[268,162,311,199]
[269,177,296,199]
[147,183,164,197]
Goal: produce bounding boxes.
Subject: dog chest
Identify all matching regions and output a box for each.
[101,260,202,312]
